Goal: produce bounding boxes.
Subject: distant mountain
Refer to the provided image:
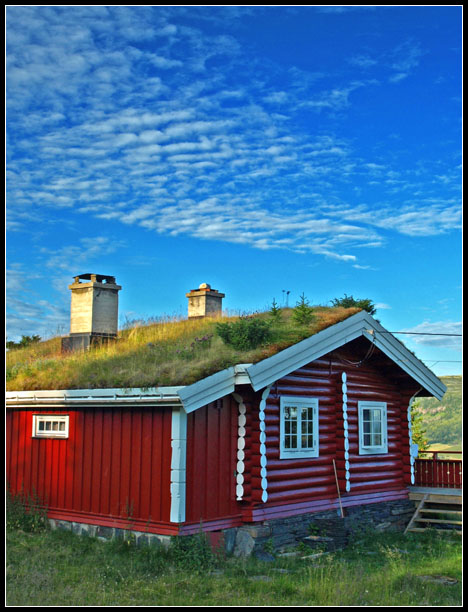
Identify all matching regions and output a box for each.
[413,376,462,447]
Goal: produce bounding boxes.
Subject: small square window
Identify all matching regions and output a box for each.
[358,402,387,454]
[280,397,319,459]
[33,415,69,438]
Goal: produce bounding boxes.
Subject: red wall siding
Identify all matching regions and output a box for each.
[184,398,241,526]
[242,346,418,516]
[6,406,174,532]
[251,358,341,506]
[344,368,407,494]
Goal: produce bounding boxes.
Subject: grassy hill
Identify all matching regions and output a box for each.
[6,306,360,391]
[412,376,462,450]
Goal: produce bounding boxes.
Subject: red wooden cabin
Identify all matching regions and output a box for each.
[6,311,446,544]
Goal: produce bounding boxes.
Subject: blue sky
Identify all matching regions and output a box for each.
[6,6,462,376]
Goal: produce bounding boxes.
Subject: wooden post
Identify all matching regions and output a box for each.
[333,459,344,518]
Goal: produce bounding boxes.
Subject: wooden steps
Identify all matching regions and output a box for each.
[405,491,462,535]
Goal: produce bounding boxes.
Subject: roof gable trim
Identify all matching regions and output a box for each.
[246,311,446,400]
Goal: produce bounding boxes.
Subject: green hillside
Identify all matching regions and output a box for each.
[413,376,462,449]
[6,306,360,391]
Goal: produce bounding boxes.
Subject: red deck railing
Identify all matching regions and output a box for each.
[414,451,462,489]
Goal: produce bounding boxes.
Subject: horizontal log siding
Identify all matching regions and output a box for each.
[262,358,339,504]
[6,407,173,531]
[340,367,408,495]
[245,349,417,512]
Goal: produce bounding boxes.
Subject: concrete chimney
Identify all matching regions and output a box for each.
[61,274,122,352]
[186,283,224,319]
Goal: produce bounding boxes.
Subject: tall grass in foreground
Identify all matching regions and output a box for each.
[6,307,360,390]
[6,526,461,606]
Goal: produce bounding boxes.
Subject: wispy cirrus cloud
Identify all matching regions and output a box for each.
[388,40,425,83]
[6,6,461,269]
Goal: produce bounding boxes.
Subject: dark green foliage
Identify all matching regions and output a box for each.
[410,402,429,451]
[292,293,315,326]
[330,294,376,315]
[269,299,283,322]
[412,376,462,447]
[6,489,48,533]
[6,335,41,350]
[216,317,272,350]
[167,532,217,571]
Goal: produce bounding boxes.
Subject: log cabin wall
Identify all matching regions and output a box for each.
[241,341,420,519]
[258,357,341,507]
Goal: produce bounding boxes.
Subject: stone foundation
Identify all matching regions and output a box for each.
[48,519,172,548]
[227,498,416,557]
[48,499,415,558]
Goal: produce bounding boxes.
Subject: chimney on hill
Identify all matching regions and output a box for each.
[186,283,224,319]
[61,274,122,352]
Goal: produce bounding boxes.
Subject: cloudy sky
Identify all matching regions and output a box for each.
[6,6,462,375]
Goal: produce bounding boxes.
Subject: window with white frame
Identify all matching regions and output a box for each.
[358,401,387,454]
[32,415,69,438]
[280,396,319,459]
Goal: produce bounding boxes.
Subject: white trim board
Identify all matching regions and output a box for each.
[6,387,185,408]
[176,364,252,414]
[245,311,446,400]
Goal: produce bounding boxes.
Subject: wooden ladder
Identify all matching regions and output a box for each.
[405,492,462,535]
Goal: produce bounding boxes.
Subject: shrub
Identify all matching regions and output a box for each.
[216,317,272,351]
[6,489,48,533]
[167,533,217,571]
[331,294,376,315]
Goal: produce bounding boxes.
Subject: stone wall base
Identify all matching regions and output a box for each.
[48,499,415,558]
[48,518,172,549]
[226,498,416,558]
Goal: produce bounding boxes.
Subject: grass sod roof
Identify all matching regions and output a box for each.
[6,306,362,392]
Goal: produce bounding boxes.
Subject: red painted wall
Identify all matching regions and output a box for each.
[6,406,175,534]
[6,339,422,533]
[240,342,419,519]
[184,398,242,528]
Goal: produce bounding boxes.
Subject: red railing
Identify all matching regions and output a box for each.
[414,451,462,489]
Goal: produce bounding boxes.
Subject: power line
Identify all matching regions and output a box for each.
[422,360,462,363]
[372,331,462,337]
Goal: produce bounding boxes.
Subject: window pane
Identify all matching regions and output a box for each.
[362,406,383,448]
[285,418,297,435]
[282,399,318,456]
[301,406,314,449]
[34,415,69,437]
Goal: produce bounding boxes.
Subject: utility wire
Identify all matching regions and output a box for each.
[373,331,462,337]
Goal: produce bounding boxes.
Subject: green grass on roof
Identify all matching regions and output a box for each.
[6,306,361,391]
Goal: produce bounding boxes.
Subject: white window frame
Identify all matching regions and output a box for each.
[358,401,387,455]
[279,396,319,459]
[32,415,69,439]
